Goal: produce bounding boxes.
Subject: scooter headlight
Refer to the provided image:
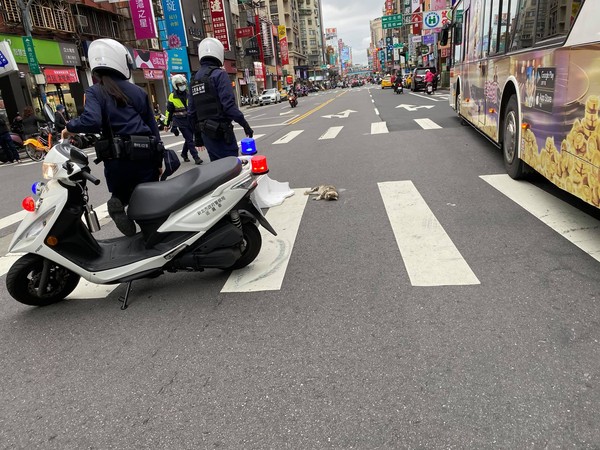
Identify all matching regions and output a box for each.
[42,162,59,179]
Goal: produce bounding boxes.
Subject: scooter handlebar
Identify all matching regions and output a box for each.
[81,170,101,186]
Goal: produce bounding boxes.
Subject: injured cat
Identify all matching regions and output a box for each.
[304,185,339,201]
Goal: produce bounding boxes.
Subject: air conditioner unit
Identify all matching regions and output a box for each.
[75,15,89,28]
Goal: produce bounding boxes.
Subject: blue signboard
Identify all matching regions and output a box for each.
[167,48,191,81]
[161,0,188,49]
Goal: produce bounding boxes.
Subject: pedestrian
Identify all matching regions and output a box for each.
[164,74,202,164]
[0,115,20,163]
[22,106,46,138]
[189,37,253,162]
[11,112,23,135]
[54,104,67,133]
[61,38,162,237]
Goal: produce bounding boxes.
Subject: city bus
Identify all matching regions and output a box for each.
[447,0,600,209]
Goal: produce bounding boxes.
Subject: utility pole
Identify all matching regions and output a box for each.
[16,0,47,108]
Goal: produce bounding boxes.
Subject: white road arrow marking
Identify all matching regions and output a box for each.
[395,104,435,111]
[321,109,357,119]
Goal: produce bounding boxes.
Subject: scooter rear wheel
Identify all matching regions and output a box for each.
[6,254,81,306]
[225,222,262,270]
[25,144,45,161]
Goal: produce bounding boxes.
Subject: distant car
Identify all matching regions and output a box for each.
[259,88,281,105]
[411,67,437,92]
[381,75,393,89]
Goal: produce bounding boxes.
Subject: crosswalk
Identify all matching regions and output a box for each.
[1,174,598,302]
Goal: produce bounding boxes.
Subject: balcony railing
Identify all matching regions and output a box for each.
[2,0,75,33]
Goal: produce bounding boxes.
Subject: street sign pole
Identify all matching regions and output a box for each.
[16,0,47,107]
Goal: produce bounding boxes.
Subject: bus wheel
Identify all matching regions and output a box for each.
[502,95,526,179]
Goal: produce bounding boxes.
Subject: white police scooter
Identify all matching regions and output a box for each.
[6,139,276,309]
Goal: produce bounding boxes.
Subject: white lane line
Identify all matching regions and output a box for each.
[415,118,442,129]
[378,181,480,286]
[481,174,600,261]
[237,134,266,148]
[221,188,308,292]
[165,140,185,149]
[374,108,380,115]
[273,130,304,144]
[0,210,27,231]
[318,126,344,140]
[371,122,389,134]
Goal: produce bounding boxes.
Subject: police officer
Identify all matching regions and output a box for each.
[164,74,202,164]
[62,38,162,237]
[189,37,253,161]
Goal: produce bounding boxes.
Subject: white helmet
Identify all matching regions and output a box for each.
[88,38,133,79]
[171,74,187,92]
[198,37,224,65]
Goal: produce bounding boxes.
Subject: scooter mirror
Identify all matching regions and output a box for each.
[69,146,89,166]
[44,104,55,123]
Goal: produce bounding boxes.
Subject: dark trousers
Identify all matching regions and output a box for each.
[104,159,160,206]
[0,132,19,162]
[201,128,238,162]
[179,125,199,159]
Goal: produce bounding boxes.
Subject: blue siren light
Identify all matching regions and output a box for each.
[31,181,45,195]
[240,137,257,155]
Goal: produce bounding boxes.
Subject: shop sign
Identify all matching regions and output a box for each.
[278,25,289,66]
[166,48,190,74]
[209,0,230,51]
[235,26,254,39]
[44,67,79,84]
[0,42,18,78]
[22,37,41,75]
[245,47,259,56]
[254,61,264,82]
[1,35,73,66]
[133,49,167,70]
[161,0,187,48]
[422,10,450,30]
[59,43,81,66]
[143,69,164,79]
[129,0,158,40]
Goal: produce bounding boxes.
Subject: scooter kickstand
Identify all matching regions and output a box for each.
[119,281,133,310]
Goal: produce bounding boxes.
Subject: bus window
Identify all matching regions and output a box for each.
[498,0,510,53]
[535,0,579,43]
[509,0,533,51]
[489,0,501,55]
[482,0,492,58]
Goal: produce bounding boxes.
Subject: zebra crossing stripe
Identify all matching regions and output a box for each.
[378,181,480,286]
[481,174,600,262]
[415,118,442,129]
[273,130,304,144]
[319,126,344,140]
[371,122,389,134]
[221,188,308,292]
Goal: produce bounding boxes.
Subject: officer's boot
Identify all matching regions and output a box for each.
[181,152,190,162]
[194,157,203,165]
[107,197,136,237]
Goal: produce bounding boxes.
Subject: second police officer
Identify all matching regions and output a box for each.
[189,37,254,161]
[164,74,202,165]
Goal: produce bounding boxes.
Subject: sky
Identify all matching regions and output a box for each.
[322,0,383,66]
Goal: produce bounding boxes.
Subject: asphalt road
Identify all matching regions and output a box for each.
[0,85,599,448]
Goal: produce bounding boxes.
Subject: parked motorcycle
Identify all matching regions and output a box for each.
[288,93,298,108]
[6,141,276,309]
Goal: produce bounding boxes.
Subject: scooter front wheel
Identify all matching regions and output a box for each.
[225,222,262,270]
[25,143,45,161]
[6,254,81,306]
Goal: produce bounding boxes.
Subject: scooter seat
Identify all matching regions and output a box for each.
[127,156,242,221]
